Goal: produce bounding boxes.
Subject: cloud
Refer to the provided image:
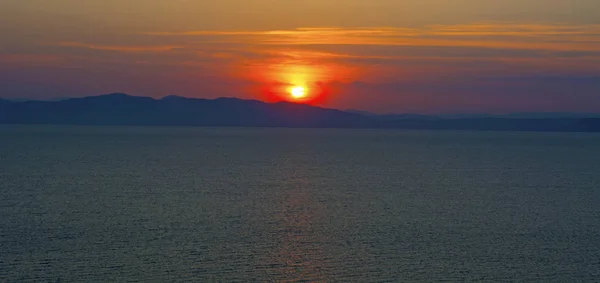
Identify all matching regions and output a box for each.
[45,23,600,67]
[55,42,182,52]
[144,23,600,52]
[146,24,600,37]
[128,23,600,83]
[0,54,60,63]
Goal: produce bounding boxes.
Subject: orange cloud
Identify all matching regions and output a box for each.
[144,23,600,52]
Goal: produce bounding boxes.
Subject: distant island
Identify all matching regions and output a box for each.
[1,93,599,132]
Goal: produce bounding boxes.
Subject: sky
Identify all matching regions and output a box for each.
[1,0,600,113]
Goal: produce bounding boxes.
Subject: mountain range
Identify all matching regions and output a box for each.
[1,93,599,132]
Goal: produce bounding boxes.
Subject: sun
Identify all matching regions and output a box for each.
[290,86,306,99]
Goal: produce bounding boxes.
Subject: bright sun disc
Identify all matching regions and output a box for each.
[290,86,306,99]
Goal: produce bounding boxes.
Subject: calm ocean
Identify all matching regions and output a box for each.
[1,125,600,282]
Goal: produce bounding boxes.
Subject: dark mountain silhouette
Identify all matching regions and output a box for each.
[0,93,599,132]
[0,93,370,128]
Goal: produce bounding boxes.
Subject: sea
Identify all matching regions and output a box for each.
[1,125,600,282]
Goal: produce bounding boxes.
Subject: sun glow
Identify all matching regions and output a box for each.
[290,86,306,99]
[245,59,357,105]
